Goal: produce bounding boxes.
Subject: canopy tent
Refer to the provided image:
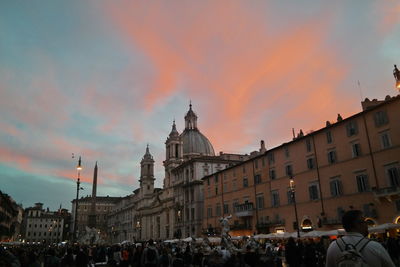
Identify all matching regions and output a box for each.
[163,239,180,243]
[321,229,346,236]
[369,223,400,233]
[253,234,270,239]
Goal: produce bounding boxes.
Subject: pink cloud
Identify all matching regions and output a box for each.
[103,2,356,152]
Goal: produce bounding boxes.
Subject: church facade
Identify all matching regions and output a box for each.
[107,105,248,243]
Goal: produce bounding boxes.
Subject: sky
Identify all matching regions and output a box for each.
[1,1,399,211]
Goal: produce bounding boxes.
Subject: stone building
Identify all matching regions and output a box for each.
[0,191,23,241]
[203,95,400,236]
[71,196,121,240]
[108,104,246,242]
[23,203,69,244]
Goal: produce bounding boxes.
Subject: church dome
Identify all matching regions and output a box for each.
[180,128,215,156]
[180,103,215,156]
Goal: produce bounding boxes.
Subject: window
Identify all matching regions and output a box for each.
[216,204,221,216]
[327,150,337,164]
[255,160,259,169]
[284,147,290,158]
[337,207,345,220]
[326,131,333,144]
[243,177,248,187]
[223,203,229,214]
[309,183,320,200]
[287,189,294,204]
[352,143,362,157]
[207,207,212,218]
[346,121,358,137]
[242,165,246,173]
[305,139,312,152]
[396,199,400,212]
[233,199,239,211]
[191,208,195,220]
[268,153,275,164]
[307,158,315,170]
[285,165,293,176]
[271,190,280,207]
[215,187,218,195]
[214,174,219,183]
[386,165,400,187]
[223,183,228,193]
[374,111,389,127]
[206,178,210,186]
[256,194,264,209]
[262,157,266,167]
[380,132,392,149]
[269,169,276,180]
[254,174,261,184]
[232,179,237,191]
[330,177,342,197]
[356,174,369,192]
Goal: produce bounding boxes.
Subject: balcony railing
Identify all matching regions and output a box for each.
[256,219,285,228]
[231,224,252,230]
[234,202,254,217]
[322,217,341,225]
[373,186,400,198]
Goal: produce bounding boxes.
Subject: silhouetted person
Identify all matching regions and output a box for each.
[326,210,395,267]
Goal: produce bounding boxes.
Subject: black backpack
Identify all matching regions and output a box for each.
[146,248,157,263]
[160,254,170,267]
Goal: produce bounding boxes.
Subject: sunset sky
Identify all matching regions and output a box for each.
[1,1,399,211]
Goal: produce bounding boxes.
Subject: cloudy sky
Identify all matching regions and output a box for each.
[1,1,399,211]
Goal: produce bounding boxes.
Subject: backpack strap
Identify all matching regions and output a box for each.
[336,237,346,252]
[354,238,370,253]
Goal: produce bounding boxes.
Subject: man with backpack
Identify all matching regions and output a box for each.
[325,210,395,267]
[142,239,159,267]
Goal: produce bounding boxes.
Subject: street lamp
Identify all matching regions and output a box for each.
[73,156,83,242]
[289,175,301,238]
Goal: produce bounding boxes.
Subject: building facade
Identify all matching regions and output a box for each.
[23,203,70,244]
[71,196,121,240]
[107,104,247,242]
[0,191,23,241]
[203,95,400,236]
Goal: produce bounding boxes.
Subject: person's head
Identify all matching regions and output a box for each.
[342,210,368,236]
[148,239,154,246]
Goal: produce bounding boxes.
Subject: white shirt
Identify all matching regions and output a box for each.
[325,232,395,267]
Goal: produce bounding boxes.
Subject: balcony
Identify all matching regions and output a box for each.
[256,219,285,228]
[234,202,254,217]
[231,224,252,230]
[373,186,400,201]
[322,217,341,225]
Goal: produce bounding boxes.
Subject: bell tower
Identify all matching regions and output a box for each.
[163,120,183,196]
[140,145,155,196]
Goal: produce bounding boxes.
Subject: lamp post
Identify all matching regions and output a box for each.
[73,156,83,242]
[289,175,301,238]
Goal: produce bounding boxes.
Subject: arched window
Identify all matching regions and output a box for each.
[301,219,313,232]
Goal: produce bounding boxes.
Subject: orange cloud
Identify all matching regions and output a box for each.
[103,2,355,152]
[0,147,31,169]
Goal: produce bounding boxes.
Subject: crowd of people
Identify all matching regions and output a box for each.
[1,211,399,267]
[1,235,399,267]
